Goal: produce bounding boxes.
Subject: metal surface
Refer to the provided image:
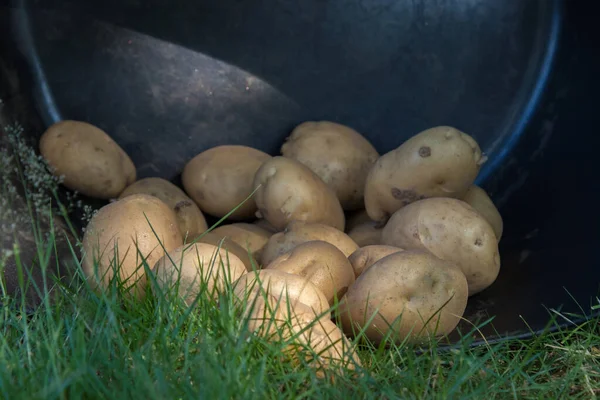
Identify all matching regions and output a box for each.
[1,0,600,344]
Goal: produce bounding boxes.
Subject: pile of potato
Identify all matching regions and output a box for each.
[39,119,503,376]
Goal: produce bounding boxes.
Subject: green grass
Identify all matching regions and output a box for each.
[1,124,600,399]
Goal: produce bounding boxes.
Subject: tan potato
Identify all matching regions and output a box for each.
[182,145,271,220]
[212,223,272,263]
[252,156,345,231]
[233,269,331,322]
[364,126,486,222]
[119,177,208,241]
[253,218,280,234]
[261,221,359,266]
[381,197,500,295]
[39,120,136,199]
[196,231,258,272]
[151,242,246,305]
[81,194,183,299]
[338,250,468,345]
[347,222,383,247]
[264,241,355,304]
[347,245,404,278]
[281,121,379,211]
[462,185,503,241]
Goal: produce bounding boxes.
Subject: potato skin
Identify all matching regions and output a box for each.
[152,242,246,304]
[264,240,355,304]
[196,231,259,272]
[212,223,272,263]
[261,221,359,267]
[182,145,271,220]
[364,126,485,222]
[339,250,468,344]
[462,185,503,241]
[281,121,379,211]
[347,245,404,278]
[81,194,183,299]
[252,156,345,231]
[39,120,136,199]
[381,197,500,295]
[347,222,383,247]
[119,177,208,240]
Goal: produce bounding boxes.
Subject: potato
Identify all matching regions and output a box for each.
[261,221,359,266]
[233,269,331,321]
[281,121,379,211]
[344,209,375,232]
[152,242,246,305]
[196,231,258,272]
[347,222,383,247]
[212,223,272,263]
[252,156,345,231]
[338,250,468,344]
[182,145,271,220]
[119,177,208,241]
[81,194,183,299]
[364,126,486,222]
[39,120,136,199]
[462,185,503,241]
[264,241,355,304]
[381,197,500,295]
[347,245,404,278]
[253,218,280,234]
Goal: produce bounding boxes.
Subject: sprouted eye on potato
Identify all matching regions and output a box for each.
[46,118,506,367]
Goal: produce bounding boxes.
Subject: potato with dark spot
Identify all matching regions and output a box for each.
[347,245,404,278]
[364,126,486,223]
[253,156,345,231]
[261,221,359,266]
[264,241,355,304]
[212,223,272,263]
[182,145,271,220]
[39,120,136,199]
[196,231,259,272]
[281,121,379,211]
[381,197,500,295]
[338,250,468,344]
[119,177,208,241]
[462,185,504,242]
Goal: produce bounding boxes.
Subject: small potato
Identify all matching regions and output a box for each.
[364,126,486,222]
[152,242,247,305]
[233,269,331,321]
[347,222,383,247]
[261,221,359,266]
[462,185,503,241]
[252,156,345,231]
[281,121,379,211]
[81,194,183,299]
[339,250,468,345]
[264,241,355,304]
[196,231,258,272]
[212,223,272,263]
[39,120,136,199]
[182,145,271,220]
[381,197,500,295]
[347,245,404,278]
[119,177,208,240]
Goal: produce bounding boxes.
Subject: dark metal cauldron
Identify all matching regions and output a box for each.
[1,0,599,345]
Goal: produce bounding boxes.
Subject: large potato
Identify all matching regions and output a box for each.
[261,221,359,266]
[39,120,136,199]
[152,242,246,305]
[233,269,331,322]
[81,194,183,299]
[347,245,404,278]
[196,231,258,272]
[212,223,272,263]
[381,197,500,295]
[281,121,379,211]
[264,241,355,304]
[252,156,345,231]
[182,145,271,220]
[119,177,208,241]
[364,126,486,222]
[462,185,503,241]
[339,250,468,344]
